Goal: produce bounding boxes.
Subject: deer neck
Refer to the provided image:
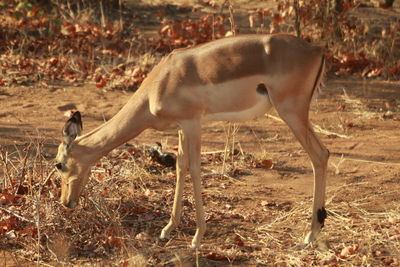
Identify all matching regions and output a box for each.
[74,90,154,163]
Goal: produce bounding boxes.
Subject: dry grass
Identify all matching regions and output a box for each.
[1,134,399,266]
[255,185,400,266]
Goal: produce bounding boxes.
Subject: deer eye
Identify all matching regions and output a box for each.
[55,163,63,170]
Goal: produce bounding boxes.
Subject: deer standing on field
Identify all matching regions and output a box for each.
[55,34,328,248]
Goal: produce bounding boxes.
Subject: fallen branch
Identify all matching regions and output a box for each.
[311,123,351,139]
[334,157,400,167]
[265,114,284,123]
[201,150,227,155]
[42,169,56,187]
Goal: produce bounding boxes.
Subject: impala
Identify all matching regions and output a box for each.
[55,34,328,248]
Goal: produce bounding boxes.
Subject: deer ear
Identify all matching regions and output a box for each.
[62,111,83,145]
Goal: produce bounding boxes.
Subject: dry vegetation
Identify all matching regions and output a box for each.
[1,0,400,266]
[1,127,399,266]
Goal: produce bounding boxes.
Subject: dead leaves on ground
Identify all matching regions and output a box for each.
[0,3,227,90]
[247,1,400,79]
[155,14,226,52]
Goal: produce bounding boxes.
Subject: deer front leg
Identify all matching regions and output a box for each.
[181,120,206,249]
[160,130,188,240]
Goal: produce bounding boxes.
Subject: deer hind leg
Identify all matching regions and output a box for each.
[160,130,189,240]
[274,102,329,244]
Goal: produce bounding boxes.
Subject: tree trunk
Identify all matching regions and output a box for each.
[333,0,343,40]
[293,0,301,37]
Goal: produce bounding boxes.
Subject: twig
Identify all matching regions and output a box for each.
[201,150,225,155]
[293,0,301,37]
[35,187,42,266]
[219,0,229,15]
[221,173,246,184]
[119,0,123,30]
[88,197,109,220]
[45,234,60,263]
[228,0,236,35]
[311,123,351,139]
[335,157,400,166]
[15,143,32,192]
[0,148,12,190]
[221,123,239,179]
[13,254,55,267]
[42,169,56,187]
[265,114,284,123]
[0,206,35,223]
[99,0,106,29]
[265,114,351,139]
[331,154,345,175]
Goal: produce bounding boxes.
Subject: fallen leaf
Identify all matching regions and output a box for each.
[261,159,274,169]
[340,244,359,258]
[206,251,228,261]
[234,235,244,247]
[96,78,107,88]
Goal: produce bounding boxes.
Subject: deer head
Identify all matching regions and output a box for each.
[55,111,89,208]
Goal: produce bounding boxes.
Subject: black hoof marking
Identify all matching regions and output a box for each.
[318,207,327,227]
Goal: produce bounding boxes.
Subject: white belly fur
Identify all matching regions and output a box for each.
[201,75,273,122]
[203,96,272,122]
